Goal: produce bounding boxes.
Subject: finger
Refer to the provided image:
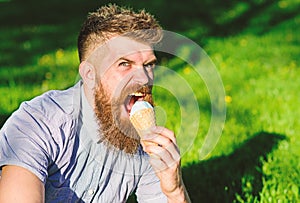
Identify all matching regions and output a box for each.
[141,134,168,148]
[141,140,157,147]
[165,142,181,162]
[142,130,174,148]
[149,153,168,172]
[145,144,179,168]
[142,132,180,160]
[150,126,177,144]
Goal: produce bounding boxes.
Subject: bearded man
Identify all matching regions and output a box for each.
[0,4,191,203]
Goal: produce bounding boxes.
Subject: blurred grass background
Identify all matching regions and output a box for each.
[1,0,300,202]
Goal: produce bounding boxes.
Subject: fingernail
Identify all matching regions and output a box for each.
[142,132,153,139]
[149,126,157,131]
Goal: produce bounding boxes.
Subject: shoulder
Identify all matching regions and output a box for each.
[0,82,83,184]
[22,81,81,121]
[1,81,82,148]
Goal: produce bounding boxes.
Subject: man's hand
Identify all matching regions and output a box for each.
[141,126,191,203]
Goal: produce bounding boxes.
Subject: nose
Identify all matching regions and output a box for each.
[132,66,153,86]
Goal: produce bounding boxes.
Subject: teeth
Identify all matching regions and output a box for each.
[129,92,144,96]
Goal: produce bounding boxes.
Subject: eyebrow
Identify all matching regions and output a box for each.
[144,58,157,65]
[117,57,157,65]
[118,57,134,64]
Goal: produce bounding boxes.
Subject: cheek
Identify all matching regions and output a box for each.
[100,74,123,97]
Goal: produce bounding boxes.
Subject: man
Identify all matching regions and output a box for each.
[0,4,191,202]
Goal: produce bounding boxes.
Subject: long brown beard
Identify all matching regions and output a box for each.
[94,82,154,154]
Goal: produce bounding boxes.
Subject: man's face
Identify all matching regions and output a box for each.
[89,37,156,153]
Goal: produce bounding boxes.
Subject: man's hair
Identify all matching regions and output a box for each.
[77,4,163,62]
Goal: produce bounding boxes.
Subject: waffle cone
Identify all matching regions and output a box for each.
[130,108,156,138]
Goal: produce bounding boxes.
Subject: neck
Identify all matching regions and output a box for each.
[82,82,95,109]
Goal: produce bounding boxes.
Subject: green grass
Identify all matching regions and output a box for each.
[184,13,300,202]
[1,1,300,202]
[0,47,78,114]
[150,13,299,202]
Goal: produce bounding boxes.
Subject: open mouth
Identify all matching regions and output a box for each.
[125,86,153,116]
[126,92,146,115]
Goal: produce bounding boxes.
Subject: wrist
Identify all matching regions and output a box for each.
[166,185,190,203]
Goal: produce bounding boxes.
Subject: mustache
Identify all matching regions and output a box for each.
[132,84,153,95]
[121,84,153,98]
[111,84,154,107]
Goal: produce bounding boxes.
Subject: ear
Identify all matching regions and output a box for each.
[79,61,96,89]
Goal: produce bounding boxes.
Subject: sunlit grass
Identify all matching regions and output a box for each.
[203,15,300,201]
[0,48,78,114]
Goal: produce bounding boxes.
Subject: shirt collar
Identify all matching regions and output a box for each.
[80,85,100,142]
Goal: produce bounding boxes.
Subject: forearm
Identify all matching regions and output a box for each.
[142,126,192,203]
[165,179,191,203]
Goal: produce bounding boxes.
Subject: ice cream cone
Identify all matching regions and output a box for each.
[130,101,160,154]
[130,107,156,138]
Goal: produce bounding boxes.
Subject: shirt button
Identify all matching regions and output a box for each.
[88,189,95,195]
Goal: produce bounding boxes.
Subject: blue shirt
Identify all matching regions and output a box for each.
[0,81,167,202]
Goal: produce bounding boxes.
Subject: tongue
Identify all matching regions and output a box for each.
[127,96,137,114]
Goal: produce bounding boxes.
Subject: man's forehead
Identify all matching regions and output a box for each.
[106,36,153,55]
[87,36,154,71]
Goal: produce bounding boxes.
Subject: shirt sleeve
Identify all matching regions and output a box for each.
[135,165,167,203]
[0,103,56,184]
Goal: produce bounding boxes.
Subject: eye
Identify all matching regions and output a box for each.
[143,62,156,70]
[118,61,131,71]
[119,61,130,67]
